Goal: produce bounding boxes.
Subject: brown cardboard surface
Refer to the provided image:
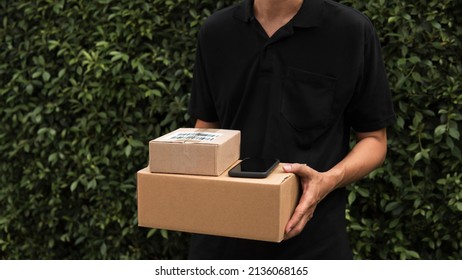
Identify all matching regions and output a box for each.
[149,128,240,176]
[137,163,300,242]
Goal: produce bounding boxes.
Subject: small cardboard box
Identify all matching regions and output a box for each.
[149,128,240,176]
[137,163,300,242]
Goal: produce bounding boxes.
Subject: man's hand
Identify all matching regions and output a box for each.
[281,128,388,240]
[282,163,339,240]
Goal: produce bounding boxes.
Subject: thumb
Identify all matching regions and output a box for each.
[283,163,314,177]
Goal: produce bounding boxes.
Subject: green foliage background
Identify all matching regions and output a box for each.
[0,0,461,259]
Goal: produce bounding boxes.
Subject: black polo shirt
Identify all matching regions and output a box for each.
[188,0,395,259]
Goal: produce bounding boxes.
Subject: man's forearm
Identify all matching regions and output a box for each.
[323,128,388,195]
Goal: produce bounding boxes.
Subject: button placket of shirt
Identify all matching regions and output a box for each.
[258,22,295,76]
[259,46,274,75]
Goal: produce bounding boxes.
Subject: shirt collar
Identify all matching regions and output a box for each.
[233,0,324,28]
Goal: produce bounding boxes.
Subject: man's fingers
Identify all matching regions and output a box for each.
[284,194,314,239]
[283,163,315,177]
[284,208,312,240]
[285,208,305,233]
[283,163,321,240]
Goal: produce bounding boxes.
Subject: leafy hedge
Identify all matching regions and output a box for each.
[342,0,462,259]
[0,0,461,259]
[0,0,222,259]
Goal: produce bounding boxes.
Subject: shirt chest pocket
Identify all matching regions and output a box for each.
[281,67,337,131]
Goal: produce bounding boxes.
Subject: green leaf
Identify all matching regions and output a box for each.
[448,121,460,140]
[81,50,92,61]
[434,124,446,137]
[407,143,420,151]
[389,218,400,228]
[411,72,422,82]
[414,152,422,163]
[88,178,97,189]
[26,84,33,94]
[124,145,132,157]
[406,250,421,259]
[32,71,42,79]
[100,243,107,256]
[385,202,401,213]
[42,71,51,82]
[110,51,129,63]
[456,202,462,212]
[70,181,78,192]
[356,187,370,198]
[408,56,421,64]
[147,229,157,238]
[348,191,356,205]
[58,69,66,78]
[160,229,169,239]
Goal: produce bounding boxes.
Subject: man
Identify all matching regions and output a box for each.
[188,0,396,259]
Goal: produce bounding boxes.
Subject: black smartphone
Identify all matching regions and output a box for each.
[228,158,280,178]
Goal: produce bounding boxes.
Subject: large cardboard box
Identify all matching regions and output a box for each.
[149,128,240,176]
[137,163,300,242]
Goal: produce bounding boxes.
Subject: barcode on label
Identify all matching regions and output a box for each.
[168,132,222,142]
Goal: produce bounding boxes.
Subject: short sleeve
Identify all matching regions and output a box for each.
[188,29,219,123]
[346,22,396,132]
